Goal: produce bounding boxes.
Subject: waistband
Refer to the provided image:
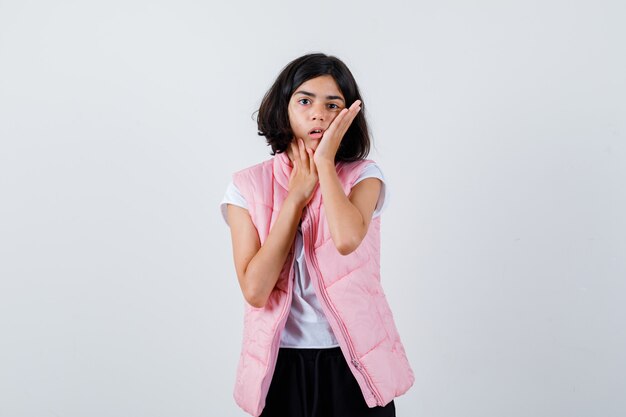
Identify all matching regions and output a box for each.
[278,346,344,360]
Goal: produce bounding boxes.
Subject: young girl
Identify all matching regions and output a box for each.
[220,53,414,417]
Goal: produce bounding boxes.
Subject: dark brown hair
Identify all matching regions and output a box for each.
[257,53,370,162]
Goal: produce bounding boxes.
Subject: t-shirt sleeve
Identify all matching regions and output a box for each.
[219,181,248,226]
[352,163,388,218]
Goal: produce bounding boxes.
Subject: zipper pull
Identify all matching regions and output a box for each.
[351,359,362,370]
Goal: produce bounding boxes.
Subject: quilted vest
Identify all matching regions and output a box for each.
[230,151,414,416]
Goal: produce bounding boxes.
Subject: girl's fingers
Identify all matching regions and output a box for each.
[339,105,361,137]
[328,101,361,138]
[298,138,310,172]
[333,108,350,130]
[307,147,316,174]
[298,138,307,162]
[336,101,360,125]
[341,101,361,129]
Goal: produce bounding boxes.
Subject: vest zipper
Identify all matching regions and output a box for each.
[303,206,384,407]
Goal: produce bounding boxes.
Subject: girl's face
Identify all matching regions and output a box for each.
[287,75,346,153]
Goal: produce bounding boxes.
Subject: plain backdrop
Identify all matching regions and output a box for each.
[1,1,625,416]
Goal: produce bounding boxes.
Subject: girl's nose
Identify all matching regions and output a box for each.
[311,105,326,121]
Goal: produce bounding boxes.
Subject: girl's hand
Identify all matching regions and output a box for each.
[287,138,318,208]
[313,99,362,166]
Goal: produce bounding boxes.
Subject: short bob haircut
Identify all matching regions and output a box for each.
[257,53,370,162]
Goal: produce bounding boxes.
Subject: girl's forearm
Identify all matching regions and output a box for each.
[316,161,366,255]
[243,195,303,307]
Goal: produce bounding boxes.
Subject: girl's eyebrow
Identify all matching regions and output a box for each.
[294,90,345,103]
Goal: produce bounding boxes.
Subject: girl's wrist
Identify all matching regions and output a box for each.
[315,160,337,177]
[285,193,307,212]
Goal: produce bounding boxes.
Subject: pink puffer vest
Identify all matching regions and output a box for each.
[230,151,414,416]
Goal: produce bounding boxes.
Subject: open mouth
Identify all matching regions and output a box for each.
[309,129,324,140]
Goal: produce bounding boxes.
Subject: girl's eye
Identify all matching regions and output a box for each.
[328,103,340,109]
[298,98,310,105]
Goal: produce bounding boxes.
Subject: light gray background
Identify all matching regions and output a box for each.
[1,0,624,416]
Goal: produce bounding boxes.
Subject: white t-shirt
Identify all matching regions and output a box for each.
[220,162,388,348]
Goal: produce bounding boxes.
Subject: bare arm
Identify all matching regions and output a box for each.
[227,196,303,308]
[317,162,382,255]
[227,140,318,308]
[310,99,380,255]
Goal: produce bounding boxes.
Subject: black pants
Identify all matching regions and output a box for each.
[260,347,396,417]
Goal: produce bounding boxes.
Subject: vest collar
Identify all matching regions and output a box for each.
[273,151,292,192]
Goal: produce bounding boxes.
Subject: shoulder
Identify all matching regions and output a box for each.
[337,158,376,171]
[336,158,383,185]
[347,161,388,218]
[337,158,375,175]
[355,161,385,183]
[220,181,247,226]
